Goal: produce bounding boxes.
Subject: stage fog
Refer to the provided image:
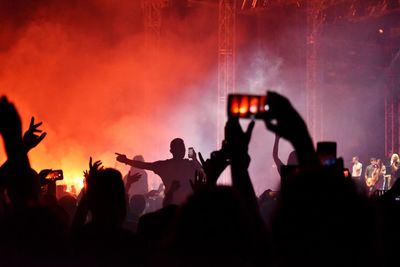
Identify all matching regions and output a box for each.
[0,0,397,194]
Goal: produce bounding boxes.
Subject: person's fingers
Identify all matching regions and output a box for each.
[246,120,255,143]
[36,132,47,143]
[93,160,102,169]
[32,120,43,129]
[29,117,35,128]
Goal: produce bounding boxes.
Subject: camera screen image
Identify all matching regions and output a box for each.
[45,170,64,181]
[228,94,268,119]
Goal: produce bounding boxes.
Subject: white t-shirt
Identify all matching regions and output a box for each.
[352,162,363,177]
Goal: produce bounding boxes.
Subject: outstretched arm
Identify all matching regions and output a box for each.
[115,153,155,171]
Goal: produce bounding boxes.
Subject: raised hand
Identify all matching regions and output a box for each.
[198,150,229,185]
[224,117,255,166]
[89,157,103,173]
[38,169,52,185]
[0,97,23,157]
[263,91,318,166]
[0,96,22,137]
[23,117,47,152]
[263,91,308,143]
[189,147,197,160]
[115,153,128,164]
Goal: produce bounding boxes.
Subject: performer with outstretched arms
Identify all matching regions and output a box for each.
[116,138,202,205]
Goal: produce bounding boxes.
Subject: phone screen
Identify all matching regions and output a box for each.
[188,147,194,158]
[228,94,267,119]
[45,170,64,181]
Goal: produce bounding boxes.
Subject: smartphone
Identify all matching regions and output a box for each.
[228,94,268,119]
[188,147,194,158]
[316,142,337,166]
[45,170,64,181]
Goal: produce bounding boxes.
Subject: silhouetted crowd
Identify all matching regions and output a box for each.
[0,92,399,267]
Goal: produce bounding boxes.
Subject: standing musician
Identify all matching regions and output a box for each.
[351,156,363,183]
[371,159,386,191]
[364,158,378,192]
[390,153,400,188]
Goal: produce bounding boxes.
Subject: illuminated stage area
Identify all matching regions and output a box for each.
[0,1,400,266]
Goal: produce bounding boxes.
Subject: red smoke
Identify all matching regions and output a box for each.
[0,0,219,191]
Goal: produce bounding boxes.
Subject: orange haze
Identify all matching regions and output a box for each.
[0,0,220,192]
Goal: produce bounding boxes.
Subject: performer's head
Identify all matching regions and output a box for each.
[390,153,399,165]
[352,156,359,164]
[133,155,144,162]
[170,138,186,159]
[370,158,376,165]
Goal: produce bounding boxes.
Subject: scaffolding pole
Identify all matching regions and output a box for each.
[218,0,237,147]
[218,0,236,184]
[306,0,323,142]
[142,0,168,53]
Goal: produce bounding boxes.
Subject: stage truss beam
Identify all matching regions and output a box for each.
[218,0,237,147]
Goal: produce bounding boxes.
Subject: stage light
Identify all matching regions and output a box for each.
[378,28,384,34]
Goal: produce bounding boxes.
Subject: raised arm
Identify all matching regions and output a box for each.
[0,97,39,206]
[115,153,155,171]
[225,118,258,209]
[188,147,203,171]
[273,135,284,174]
[263,91,319,167]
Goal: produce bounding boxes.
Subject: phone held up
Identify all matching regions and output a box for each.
[227,94,268,119]
[188,147,194,159]
[45,170,64,181]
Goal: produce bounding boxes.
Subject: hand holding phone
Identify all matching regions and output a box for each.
[228,94,268,119]
[188,147,195,159]
[45,170,64,181]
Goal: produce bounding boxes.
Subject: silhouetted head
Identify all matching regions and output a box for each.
[86,168,126,226]
[170,138,185,159]
[133,155,144,161]
[129,194,146,215]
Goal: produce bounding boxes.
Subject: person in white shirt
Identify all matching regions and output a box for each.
[351,156,363,181]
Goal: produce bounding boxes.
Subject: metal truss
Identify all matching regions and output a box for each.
[218,0,237,148]
[141,0,169,53]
